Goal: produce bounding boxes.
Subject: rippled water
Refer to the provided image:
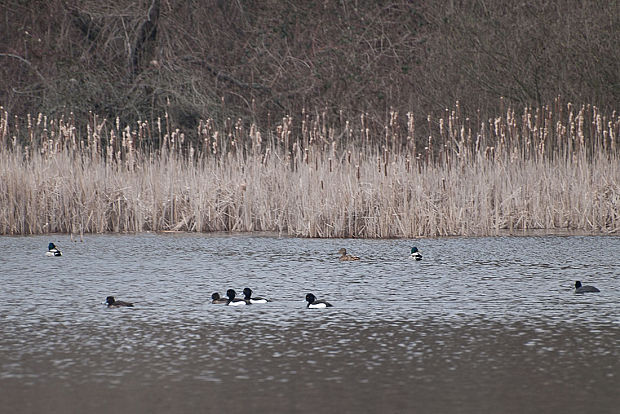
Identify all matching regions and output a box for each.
[1,234,618,413]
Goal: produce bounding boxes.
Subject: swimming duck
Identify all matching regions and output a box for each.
[226,289,249,306]
[211,292,228,304]
[410,246,422,260]
[45,242,62,257]
[105,296,134,308]
[338,248,360,261]
[243,288,271,304]
[305,293,333,308]
[574,281,600,293]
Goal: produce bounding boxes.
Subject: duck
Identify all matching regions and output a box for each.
[410,246,422,260]
[574,281,600,293]
[305,293,333,308]
[338,248,360,261]
[226,289,249,306]
[45,242,62,257]
[105,296,134,308]
[211,292,228,304]
[243,288,271,304]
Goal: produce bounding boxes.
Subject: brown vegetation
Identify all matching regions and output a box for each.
[1,1,618,237]
[0,103,618,237]
[0,0,618,139]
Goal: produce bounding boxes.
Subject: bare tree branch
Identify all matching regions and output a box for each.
[0,53,46,83]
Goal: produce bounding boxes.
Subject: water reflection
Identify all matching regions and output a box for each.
[0,234,618,413]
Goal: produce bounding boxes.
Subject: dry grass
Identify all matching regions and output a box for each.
[0,103,618,237]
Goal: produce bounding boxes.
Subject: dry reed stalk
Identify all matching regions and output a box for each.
[0,104,618,237]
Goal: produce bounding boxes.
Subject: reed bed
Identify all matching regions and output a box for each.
[0,103,618,237]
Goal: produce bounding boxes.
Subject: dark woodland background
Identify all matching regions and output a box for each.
[1,0,618,141]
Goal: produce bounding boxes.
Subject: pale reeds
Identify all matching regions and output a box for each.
[0,102,618,237]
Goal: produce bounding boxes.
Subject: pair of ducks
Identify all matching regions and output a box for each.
[211,288,271,306]
[338,247,422,261]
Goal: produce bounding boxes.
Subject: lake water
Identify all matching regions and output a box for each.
[0,233,618,413]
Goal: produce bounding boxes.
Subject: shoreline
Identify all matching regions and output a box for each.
[2,228,616,239]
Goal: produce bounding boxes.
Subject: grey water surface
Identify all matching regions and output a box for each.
[0,234,618,413]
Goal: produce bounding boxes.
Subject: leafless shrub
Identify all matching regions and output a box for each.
[1,1,617,142]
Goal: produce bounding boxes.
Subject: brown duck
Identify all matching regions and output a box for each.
[338,248,360,261]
